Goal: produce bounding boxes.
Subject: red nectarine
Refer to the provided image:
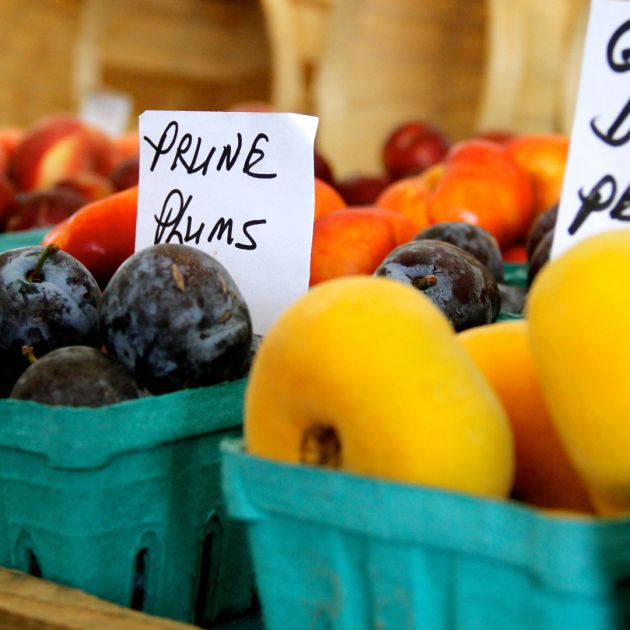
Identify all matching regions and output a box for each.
[429,139,535,248]
[310,206,416,286]
[506,133,569,217]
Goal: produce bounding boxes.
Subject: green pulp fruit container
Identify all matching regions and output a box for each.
[222,439,630,630]
[0,227,50,251]
[0,380,255,626]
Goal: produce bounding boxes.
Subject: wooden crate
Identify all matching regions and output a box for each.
[0,567,198,629]
[260,0,588,177]
[0,0,272,129]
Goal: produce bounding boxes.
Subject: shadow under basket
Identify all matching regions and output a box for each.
[221,439,630,630]
[0,379,255,627]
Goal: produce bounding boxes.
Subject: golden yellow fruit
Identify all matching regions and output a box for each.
[245,276,514,498]
[458,320,593,513]
[527,229,630,515]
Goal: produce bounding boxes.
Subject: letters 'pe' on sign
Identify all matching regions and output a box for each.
[136,111,319,335]
[552,0,630,259]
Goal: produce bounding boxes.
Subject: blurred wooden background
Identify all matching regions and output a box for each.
[0,0,589,176]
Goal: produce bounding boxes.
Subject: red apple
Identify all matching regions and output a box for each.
[10,113,118,192]
[0,174,16,230]
[4,187,89,232]
[382,120,451,181]
[337,174,391,206]
[53,172,114,203]
[473,130,515,145]
[108,155,139,191]
[310,206,417,286]
[428,139,535,248]
[314,149,336,187]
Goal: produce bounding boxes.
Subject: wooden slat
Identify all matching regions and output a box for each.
[0,0,82,126]
[475,0,587,135]
[313,0,487,177]
[0,568,198,629]
[258,0,334,112]
[0,0,272,128]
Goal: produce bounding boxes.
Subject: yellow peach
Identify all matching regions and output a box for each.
[527,229,630,515]
[245,276,514,498]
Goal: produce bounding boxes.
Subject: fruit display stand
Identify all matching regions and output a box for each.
[222,439,630,630]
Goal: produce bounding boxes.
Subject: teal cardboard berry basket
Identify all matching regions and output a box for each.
[0,380,255,627]
[222,439,630,630]
[0,227,50,251]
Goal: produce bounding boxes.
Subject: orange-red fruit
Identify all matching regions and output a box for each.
[506,133,569,217]
[42,186,138,289]
[457,320,593,513]
[310,206,416,286]
[11,114,118,192]
[375,166,442,232]
[314,177,347,220]
[429,139,535,248]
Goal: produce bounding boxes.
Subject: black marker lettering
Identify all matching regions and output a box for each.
[610,181,630,221]
[171,133,193,171]
[188,137,215,175]
[243,133,277,179]
[217,133,242,171]
[607,19,630,72]
[236,219,267,250]
[590,98,630,147]
[568,174,617,235]
[184,216,205,244]
[144,120,178,171]
[207,217,235,244]
[153,189,193,244]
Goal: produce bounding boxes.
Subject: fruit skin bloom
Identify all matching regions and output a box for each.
[0,244,102,397]
[245,275,514,499]
[99,243,252,395]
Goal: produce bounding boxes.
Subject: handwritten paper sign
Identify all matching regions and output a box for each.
[136,111,319,334]
[552,0,630,258]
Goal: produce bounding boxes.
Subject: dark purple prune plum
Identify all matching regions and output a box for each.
[527,229,554,288]
[526,204,558,260]
[10,345,146,406]
[498,283,527,316]
[374,239,500,331]
[240,333,263,376]
[99,243,252,395]
[0,244,101,397]
[414,221,504,282]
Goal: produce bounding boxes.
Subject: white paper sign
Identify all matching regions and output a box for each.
[80,90,133,137]
[136,111,319,334]
[552,0,630,258]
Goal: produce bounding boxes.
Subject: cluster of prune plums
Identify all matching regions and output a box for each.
[0,243,254,406]
[375,222,508,331]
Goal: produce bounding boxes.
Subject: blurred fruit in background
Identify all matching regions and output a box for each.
[10,114,119,192]
[336,174,391,207]
[314,149,336,187]
[428,139,534,248]
[42,186,138,289]
[375,168,439,232]
[382,120,451,181]
[309,206,416,286]
[314,177,346,220]
[506,133,569,217]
